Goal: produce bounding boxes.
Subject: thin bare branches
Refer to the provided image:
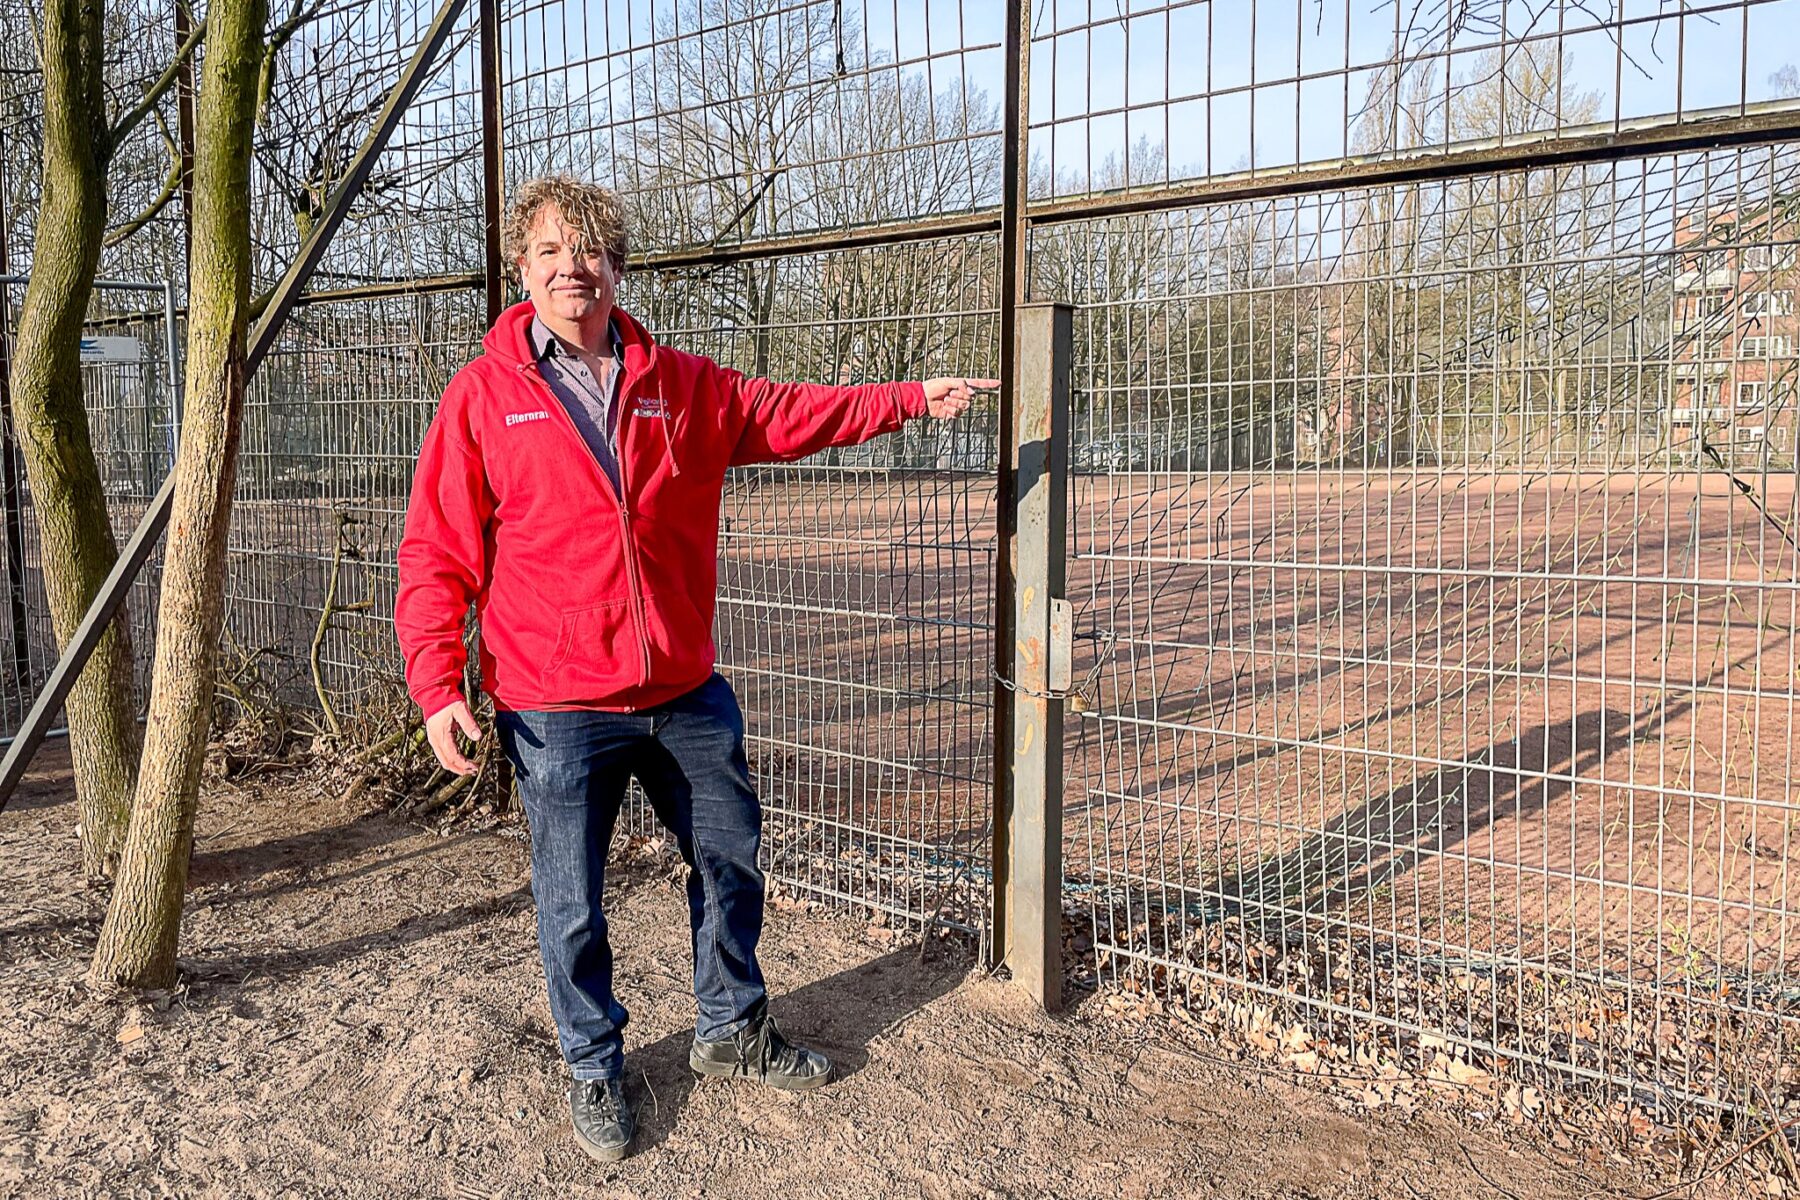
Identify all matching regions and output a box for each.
[102,111,180,248]
[108,13,205,153]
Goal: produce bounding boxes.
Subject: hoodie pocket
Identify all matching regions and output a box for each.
[546,597,637,674]
[480,577,561,671]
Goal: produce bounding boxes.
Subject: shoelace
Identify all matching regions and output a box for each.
[735,1017,809,1078]
[577,1080,623,1120]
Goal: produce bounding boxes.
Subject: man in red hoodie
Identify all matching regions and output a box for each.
[396,176,989,1163]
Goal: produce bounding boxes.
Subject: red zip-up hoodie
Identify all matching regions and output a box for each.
[396,301,926,717]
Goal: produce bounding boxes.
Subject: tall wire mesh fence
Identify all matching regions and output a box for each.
[223,0,490,724]
[1043,0,1800,1122]
[1056,151,1800,1119]
[0,279,177,737]
[4,0,1799,1125]
[229,287,486,721]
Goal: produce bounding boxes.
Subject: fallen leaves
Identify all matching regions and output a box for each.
[1425,1050,1495,1094]
[1501,1084,1544,1121]
[1075,902,1800,1198]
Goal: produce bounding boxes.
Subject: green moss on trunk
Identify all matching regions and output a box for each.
[9,0,143,877]
[89,0,267,988]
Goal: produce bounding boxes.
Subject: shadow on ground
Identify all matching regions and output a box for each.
[628,946,966,1152]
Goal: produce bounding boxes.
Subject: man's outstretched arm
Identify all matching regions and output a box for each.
[725,371,993,465]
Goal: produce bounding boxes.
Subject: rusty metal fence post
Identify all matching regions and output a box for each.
[997,301,1072,1010]
[478,0,505,326]
[0,166,27,698]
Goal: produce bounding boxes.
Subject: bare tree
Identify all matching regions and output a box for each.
[90,0,266,988]
[1331,41,1622,466]
[6,0,201,877]
[1030,140,1324,470]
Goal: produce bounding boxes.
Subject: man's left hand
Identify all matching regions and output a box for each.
[921,377,997,420]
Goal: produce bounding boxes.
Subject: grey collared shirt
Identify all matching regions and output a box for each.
[530,315,625,496]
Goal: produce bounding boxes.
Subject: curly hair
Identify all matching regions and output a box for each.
[501,175,630,275]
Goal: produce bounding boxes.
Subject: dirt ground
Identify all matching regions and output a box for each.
[0,742,1742,1200]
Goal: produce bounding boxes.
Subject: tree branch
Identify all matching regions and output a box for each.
[258,0,333,125]
[108,14,207,154]
[103,111,180,249]
[269,0,332,57]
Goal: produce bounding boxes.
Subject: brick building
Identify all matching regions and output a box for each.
[1670,203,1799,463]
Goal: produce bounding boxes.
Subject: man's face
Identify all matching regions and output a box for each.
[519,203,619,327]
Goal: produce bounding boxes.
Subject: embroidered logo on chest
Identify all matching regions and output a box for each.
[633,396,669,420]
[505,409,550,428]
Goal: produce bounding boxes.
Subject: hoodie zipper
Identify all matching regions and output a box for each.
[516,361,654,694]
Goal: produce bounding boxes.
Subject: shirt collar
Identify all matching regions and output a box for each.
[530,314,623,363]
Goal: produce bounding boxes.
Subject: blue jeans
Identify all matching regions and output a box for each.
[497,673,768,1082]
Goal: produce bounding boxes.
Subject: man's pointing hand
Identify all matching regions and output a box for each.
[922,377,997,420]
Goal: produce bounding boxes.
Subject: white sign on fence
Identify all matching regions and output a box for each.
[78,337,143,364]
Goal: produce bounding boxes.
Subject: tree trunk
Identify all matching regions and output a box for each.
[9,0,142,877]
[89,0,265,989]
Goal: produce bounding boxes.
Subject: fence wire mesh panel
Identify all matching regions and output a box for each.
[0,0,191,289]
[0,280,176,739]
[1058,146,1800,1125]
[1025,0,1800,199]
[1,0,186,742]
[501,0,1004,931]
[251,0,487,295]
[500,0,1005,244]
[213,0,490,724]
[229,288,486,720]
[1,0,490,734]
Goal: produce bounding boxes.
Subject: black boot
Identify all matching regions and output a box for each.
[568,1077,636,1163]
[690,1014,832,1091]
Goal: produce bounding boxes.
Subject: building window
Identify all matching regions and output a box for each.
[1694,290,1731,321]
[1742,290,1795,318]
[1738,381,1769,412]
[1739,335,1795,358]
[1743,243,1796,273]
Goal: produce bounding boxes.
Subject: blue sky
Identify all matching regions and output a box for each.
[499,0,1800,185]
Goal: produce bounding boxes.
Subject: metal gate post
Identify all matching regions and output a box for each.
[1002,301,1071,1010]
[0,169,29,696]
[478,0,505,326]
